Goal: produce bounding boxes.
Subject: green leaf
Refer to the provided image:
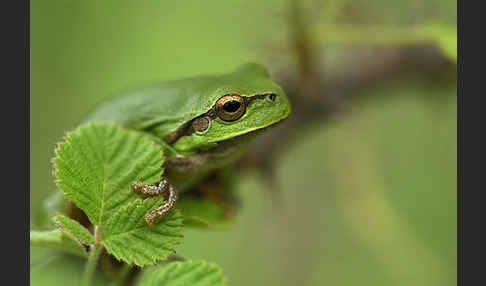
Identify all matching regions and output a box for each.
[53,123,184,266]
[53,123,164,228]
[30,229,88,258]
[313,23,457,62]
[53,215,94,245]
[422,24,457,61]
[102,197,183,266]
[138,261,227,286]
[178,197,231,229]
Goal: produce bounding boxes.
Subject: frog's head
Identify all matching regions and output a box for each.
[166,63,291,154]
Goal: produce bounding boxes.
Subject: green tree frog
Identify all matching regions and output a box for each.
[81,63,291,225]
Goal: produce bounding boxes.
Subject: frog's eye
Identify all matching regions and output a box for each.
[215,94,246,122]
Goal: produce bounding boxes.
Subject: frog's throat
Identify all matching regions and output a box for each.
[164,124,273,188]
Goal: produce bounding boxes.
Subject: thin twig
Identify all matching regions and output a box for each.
[81,226,103,286]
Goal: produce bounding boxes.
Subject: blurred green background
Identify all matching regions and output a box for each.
[31,0,456,285]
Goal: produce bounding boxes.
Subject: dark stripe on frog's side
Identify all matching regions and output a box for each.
[162,93,277,145]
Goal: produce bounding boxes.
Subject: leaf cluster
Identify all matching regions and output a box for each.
[31,123,227,285]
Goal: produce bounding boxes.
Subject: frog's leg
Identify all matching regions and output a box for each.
[182,169,240,219]
[131,178,178,226]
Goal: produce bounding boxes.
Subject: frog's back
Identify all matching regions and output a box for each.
[81,77,212,136]
[81,63,274,136]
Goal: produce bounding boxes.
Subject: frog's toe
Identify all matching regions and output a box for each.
[131,180,145,195]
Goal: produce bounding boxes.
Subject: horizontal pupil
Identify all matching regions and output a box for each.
[223,100,241,113]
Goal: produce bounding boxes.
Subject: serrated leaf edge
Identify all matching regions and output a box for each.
[102,198,184,267]
[139,260,227,286]
[51,122,165,228]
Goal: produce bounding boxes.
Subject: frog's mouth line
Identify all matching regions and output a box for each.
[163,93,278,145]
[167,117,286,169]
[203,113,289,157]
[215,113,287,143]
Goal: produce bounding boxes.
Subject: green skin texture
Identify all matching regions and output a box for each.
[82,63,291,193]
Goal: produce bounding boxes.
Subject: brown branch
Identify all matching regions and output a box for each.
[242,43,455,171]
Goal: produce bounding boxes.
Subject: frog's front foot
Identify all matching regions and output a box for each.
[131,178,178,226]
